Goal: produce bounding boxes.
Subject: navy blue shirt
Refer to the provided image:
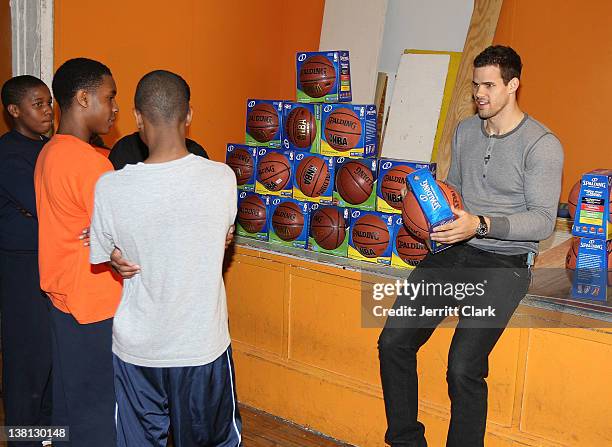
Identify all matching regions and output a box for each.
[0,130,48,251]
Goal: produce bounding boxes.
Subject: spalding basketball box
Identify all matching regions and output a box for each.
[348,210,394,265]
[292,152,335,204]
[236,192,270,241]
[281,102,321,153]
[296,50,351,103]
[308,204,350,257]
[320,103,377,158]
[226,144,257,191]
[245,99,283,148]
[569,238,610,301]
[255,148,294,198]
[571,170,612,240]
[406,168,456,254]
[333,157,378,211]
[268,197,311,249]
[376,158,437,214]
[391,216,428,270]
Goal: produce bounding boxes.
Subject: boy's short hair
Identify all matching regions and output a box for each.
[134,70,190,124]
[1,75,48,108]
[52,58,112,111]
[474,45,522,84]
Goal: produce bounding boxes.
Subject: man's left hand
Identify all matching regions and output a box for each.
[430,206,480,244]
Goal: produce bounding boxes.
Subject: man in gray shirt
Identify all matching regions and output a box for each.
[378,46,563,447]
[89,70,241,446]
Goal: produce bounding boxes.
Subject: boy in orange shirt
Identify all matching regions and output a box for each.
[34,58,121,446]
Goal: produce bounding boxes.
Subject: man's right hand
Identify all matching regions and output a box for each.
[110,247,140,279]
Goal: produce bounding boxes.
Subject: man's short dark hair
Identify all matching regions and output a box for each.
[474,45,522,84]
[52,58,112,111]
[1,75,48,108]
[134,70,190,124]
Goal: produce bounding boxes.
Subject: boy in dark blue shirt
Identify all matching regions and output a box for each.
[0,75,53,444]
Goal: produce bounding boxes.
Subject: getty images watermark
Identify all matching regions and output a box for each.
[370,279,494,318]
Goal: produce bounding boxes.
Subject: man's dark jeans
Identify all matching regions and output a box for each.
[378,244,530,447]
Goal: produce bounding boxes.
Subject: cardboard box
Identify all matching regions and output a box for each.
[320,103,377,158]
[571,170,612,240]
[236,192,270,241]
[570,237,610,301]
[333,157,378,210]
[254,148,294,197]
[391,216,428,269]
[347,210,394,265]
[226,143,257,191]
[308,204,350,257]
[245,99,283,148]
[281,102,321,153]
[296,50,351,103]
[376,158,437,214]
[268,197,310,249]
[292,152,335,204]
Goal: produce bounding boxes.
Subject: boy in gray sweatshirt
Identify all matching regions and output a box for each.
[378,46,563,447]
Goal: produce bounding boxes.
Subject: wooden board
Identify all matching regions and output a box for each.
[436,0,504,179]
[319,0,387,104]
[381,52,449,161]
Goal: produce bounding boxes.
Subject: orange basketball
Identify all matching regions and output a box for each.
[298,55,336,98]
[226,148,254,185]
[335,161,374,205]
[247,102,279,143]
[324,108,362,151]
[272,201,304,241]
[401,181,463,240]
[237,194,267,234]
[295,156,330,198]
[380,165,415,210]
[257,151,291,192]
[310,207,346,250]
[351,214,390,258]
[395,225,428,266]
[285,107,317,149]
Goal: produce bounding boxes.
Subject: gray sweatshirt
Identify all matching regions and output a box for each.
[446,114,564,255]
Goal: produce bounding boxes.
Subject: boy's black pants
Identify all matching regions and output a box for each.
[0,250,52,447]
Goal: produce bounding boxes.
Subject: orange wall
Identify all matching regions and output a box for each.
[494,0,612,200]
[54,0,325,161]
[0,0,12,134]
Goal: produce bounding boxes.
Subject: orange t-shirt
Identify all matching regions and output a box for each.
[35,134,122,324]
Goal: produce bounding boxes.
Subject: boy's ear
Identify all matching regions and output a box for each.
[6,104,19,119]
[133,108,143,130]
[185,106,193,127]
[75,89,89,108]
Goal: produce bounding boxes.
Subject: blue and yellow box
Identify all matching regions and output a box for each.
[292,152,335,204]
[254,147,294,197]
[281,102,321,153]
[268,197,311,249]
[571,169,612,240]
[570,237,610,301]
[226,143,257,191]
[296,50,351,103]
[308,204,350,257]
[347,210,394,265]
[236,192,270,241]
[245,99,283,148]
[320,103,377,158]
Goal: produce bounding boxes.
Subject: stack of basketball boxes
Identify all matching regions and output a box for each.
[566,170,612,301]
[226,50,438,270]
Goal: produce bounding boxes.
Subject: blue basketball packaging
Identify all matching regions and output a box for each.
[296,50,351,103]
[308,204,350,257]
[255,147,295,198]
[281,102,322,153]
[292,152,335,204]
[376,158,437,214]
[320,103,377,158]
[571,169,612,240]
[245,99,283,148]
[236,192,270,241]
[268,197,311,249]
[226,144,257,191]
[570,237,609,301]
[347,210,394,265]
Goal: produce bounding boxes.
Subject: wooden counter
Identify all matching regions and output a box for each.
[224,238,612,447]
